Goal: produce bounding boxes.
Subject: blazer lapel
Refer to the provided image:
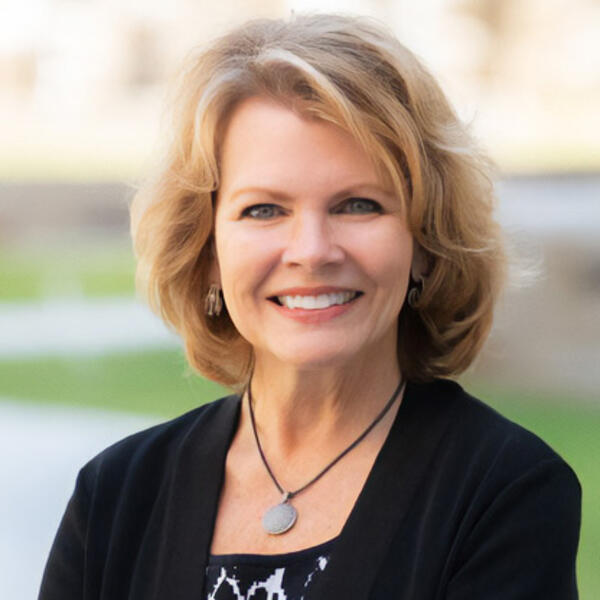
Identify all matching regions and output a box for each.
[147,381,456,600]
[310,381,455,600]
[153,395,241,600]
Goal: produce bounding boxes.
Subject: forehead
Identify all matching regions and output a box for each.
[218,96,388,195]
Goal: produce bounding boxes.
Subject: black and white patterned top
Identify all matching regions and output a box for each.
[204,537,337,599]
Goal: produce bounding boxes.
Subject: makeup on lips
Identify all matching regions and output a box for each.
[268,287,363,323]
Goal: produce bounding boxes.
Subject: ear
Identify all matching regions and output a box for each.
[410,242,428,281]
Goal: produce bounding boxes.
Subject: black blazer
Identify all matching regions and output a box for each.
[39,379,581,599]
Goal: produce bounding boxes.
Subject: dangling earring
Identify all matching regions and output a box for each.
[205,283,223,317]
[407,276,425,309]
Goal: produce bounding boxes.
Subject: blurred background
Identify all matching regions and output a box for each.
[1,0,598,598]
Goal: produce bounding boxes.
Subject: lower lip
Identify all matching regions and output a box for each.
[270,297,360,324]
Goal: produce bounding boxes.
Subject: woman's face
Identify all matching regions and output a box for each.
[213,96,415,370]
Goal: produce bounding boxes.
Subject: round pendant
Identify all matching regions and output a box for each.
[262,501,298,535]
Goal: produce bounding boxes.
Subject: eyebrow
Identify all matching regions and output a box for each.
[229,187,293,202]
[228,183,393,203]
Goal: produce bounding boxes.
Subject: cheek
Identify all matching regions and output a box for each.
[366,238,413,319]
[214,225,279,302]
[214,219,252,278]
[358,229,413,284]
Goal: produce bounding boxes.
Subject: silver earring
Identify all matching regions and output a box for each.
[205,283,223,317]
[407,276,425,309]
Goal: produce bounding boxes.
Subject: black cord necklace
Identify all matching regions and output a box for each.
[247,377,405,535]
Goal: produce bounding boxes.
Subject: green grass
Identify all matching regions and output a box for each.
[0,353,597,597]
[0,245,136,301]
[0,349,227,416]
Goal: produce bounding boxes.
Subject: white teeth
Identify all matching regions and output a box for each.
[277,291,358,310]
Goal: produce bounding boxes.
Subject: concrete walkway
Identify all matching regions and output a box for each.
[0,399,159,599]
[0,297,178,358]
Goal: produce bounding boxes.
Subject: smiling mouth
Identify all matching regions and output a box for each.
[269,291,363,310]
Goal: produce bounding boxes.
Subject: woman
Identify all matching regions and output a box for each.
[39,14,581,600]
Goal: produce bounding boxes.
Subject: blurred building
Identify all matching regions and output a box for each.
[1,0,285,179]
[1,0,599,397]
[1,0,599,178]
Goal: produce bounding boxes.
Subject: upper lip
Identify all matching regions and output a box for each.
[269,286,361,297]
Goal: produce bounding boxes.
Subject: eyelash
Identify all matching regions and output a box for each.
[241,198,383,219]
[240,204,283,219]
[335,197,383,214]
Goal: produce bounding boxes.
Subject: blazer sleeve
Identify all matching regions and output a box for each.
[446,458,582,600]
[38,466,94,600]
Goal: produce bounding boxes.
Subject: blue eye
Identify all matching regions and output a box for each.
[338,198,382,214]
[241,204,283,219]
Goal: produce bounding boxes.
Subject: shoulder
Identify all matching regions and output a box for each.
[410,378,573,461]
[404,380,580,591]
[406,378,581,496]
[76,394,241,498]
[408,381,583,596]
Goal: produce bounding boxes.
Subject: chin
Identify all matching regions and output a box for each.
[270,341,363,371]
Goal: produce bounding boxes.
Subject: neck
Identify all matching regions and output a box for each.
[245,350,403,460]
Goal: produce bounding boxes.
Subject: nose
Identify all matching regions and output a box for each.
[281,210,345,270]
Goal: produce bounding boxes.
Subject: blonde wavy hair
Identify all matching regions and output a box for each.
[131,13,506,389]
